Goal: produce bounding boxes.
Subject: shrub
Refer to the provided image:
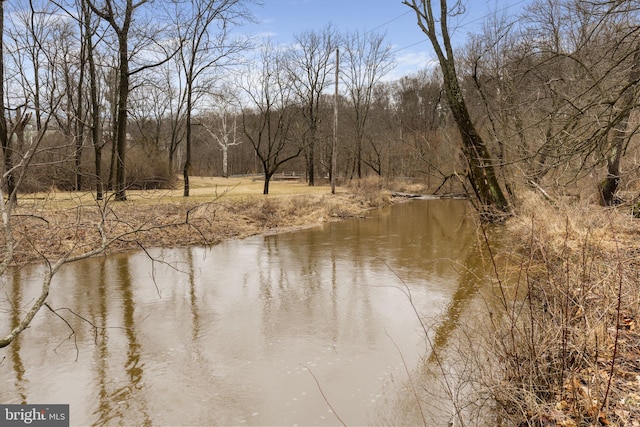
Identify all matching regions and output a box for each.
[125,148,174,190]
[479,192,640,426]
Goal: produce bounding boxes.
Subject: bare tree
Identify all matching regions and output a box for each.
[6,0,55,133]
[2,0,59,202]
[87,0,177,201]
[171,0,251,197]
[593,3,640,205]
[0,0,11,203]
[200,88,242,178]
[0,1,76,346]
[85,0,141,201]
[468,0,640,203]
[341,28,394,178]
[80,0,108,199]
[404,0,510,215]
[239,40,303,194]
[287,24,338,186]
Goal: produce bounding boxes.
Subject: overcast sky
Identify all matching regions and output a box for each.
[244,0,531,80]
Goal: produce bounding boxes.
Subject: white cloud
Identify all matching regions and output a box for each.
[384,50,437,81]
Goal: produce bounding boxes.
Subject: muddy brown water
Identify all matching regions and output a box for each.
[0,199,494,426]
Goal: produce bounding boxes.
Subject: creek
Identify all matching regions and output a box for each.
[0,199,495,426]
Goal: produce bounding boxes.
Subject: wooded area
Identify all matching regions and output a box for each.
[0,0,638,207]
[1,2,640,424]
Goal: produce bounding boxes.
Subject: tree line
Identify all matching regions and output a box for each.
[0,0,638,206]
[0,0,394,199]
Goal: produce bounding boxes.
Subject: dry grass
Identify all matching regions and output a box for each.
[482,191,640,426]
[6,176,393,265]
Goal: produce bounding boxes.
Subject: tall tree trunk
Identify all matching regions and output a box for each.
[83,0,103,200]
[222,145,228,178]
[88,0,140,202]
[356,134,363,179]
[599,48,640,206]
[75,40,86,192]
[263,167,272,194]
[307,135,315,185]
[404,0,509,215]
[114,34,129,201]
[442,61,508,211]
[183,86,192,197]
[0,1,15,204]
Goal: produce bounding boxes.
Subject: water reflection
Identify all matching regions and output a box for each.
[10,268,28,404]
[91,256,151,426]
[187,248,201,342]
[93,259,112,426]
[383,218,495,426]
[428,244,484,364]
[0,199,496,426]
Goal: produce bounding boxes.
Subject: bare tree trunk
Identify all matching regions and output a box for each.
[0,1,15,205]
[114,34,129,201]
[83,0,103,200]
[356,135,362,178]
[183,88,192,197]
[263,168,272,195]
[222,145,228,178]
[599,48,640,206]
[75,25,87,192]
[404,0,509,215]
[307,133,315,185]
[88,0,145,202]
[331,48,338,194]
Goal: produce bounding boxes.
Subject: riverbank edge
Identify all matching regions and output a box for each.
[6,183,398,266]
[5,182,639,425]
[486,192,640,426]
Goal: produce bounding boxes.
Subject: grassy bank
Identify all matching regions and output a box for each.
[482,193,640,426]
[7,176,394,265]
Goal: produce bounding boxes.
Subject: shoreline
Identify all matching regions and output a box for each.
[6,179,395,266]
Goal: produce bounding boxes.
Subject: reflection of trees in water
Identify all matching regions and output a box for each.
[0,199,489,426]
[93,259,114,426]
[186,248,201,343]
[257,231,376,350]
[422,240,489,424]
[118,257,150,425]
[378,209,498,426]
[93,256,151,426]
[9,268,28,404]
[427,243,484,364]
[253,199,478,382]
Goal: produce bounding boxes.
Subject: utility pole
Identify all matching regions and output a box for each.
[331,48,339,195]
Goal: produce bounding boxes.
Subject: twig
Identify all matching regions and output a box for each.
[378,258,465,427]
[44,303,80,361]
[385,329,427,426]
[601,210,623,412]
[527,179,555,204]
[304,364,347,427]
[12,214,50,224]
[135,242,164,298]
